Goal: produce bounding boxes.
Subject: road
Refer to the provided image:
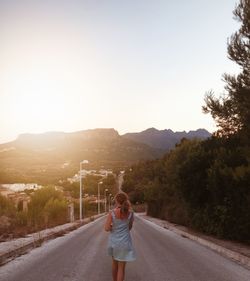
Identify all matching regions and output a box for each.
[0,215,249,281]
[117,172,124,191]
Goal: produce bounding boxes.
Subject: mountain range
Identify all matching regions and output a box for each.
[122,128,211,150]
[0,128,211,184]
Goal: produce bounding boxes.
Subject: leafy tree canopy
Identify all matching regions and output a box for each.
[203,0,250,139]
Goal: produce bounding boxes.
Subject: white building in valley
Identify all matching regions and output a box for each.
[1,183,42,192]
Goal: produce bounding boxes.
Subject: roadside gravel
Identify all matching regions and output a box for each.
[138,213,250,269]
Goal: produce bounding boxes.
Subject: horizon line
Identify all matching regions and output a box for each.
[0,126,214,145]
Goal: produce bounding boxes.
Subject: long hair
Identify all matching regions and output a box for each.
[114,192,130,215]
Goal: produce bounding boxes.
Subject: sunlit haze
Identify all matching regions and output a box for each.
[0,0,239,143]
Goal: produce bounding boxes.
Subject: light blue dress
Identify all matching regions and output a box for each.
[107,209,136,262]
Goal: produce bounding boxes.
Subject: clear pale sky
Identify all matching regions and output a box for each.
[0,0,239,144]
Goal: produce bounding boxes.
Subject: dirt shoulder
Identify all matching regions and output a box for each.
[137,213,250,268]
[0,213,105,266]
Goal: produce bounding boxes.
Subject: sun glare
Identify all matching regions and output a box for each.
[6,69,64,125]
[2,62,102,136]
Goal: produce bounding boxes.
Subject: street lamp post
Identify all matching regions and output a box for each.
[98,181,103,215]
[79,160,88,221]
[105,189,108,213]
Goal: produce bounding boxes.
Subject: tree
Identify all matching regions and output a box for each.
[203,0,250,139]
[44,198,68,226]
[0,194,16,217]
[28,186,65,228]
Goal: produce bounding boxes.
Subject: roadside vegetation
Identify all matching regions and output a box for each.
[0,187,68,240]
[0,173,117,240]
[123,0,250,243]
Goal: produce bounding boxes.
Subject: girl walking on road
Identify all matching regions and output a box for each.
[104,192,136,281]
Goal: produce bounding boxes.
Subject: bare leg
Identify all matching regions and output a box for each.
[112,258,118,281]
[117,261,126,281]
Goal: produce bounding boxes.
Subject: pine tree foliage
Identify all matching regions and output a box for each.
[203,0,250,138]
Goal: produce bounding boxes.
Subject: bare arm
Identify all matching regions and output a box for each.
[129,211,134,230]
[104,212,112,232]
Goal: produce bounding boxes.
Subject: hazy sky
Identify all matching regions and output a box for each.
[0,0,239,143]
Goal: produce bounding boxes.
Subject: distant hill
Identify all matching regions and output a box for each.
[122,128,211,150]
[0,129,163,184]
[0,127,211,184]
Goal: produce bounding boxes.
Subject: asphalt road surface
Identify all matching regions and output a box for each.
[0,215,249,281]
